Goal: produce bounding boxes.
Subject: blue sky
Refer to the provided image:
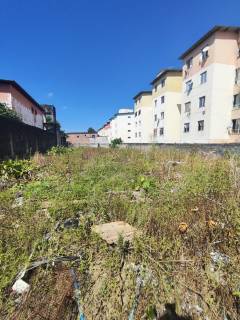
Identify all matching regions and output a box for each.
[1,0,240,132]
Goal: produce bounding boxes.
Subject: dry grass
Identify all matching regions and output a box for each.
[0,147,240,319]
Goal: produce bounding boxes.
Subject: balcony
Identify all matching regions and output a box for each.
[228,128,240,135]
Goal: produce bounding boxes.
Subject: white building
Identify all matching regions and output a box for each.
[151,69,182,143]
[101,108,134,143]
[179,25,240,143]
[133,91,153,143]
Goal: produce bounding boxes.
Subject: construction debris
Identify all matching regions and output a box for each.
[12,279,30,295]
[92,221,137,244]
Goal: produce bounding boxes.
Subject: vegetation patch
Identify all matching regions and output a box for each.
[0,147,239,319]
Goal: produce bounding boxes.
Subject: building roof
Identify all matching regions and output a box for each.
[0,79,44,112]
[133,91,152,100]
[179,25,240,59]
[150,69,182,85]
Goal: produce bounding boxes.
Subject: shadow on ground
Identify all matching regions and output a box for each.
[159,304,192,320]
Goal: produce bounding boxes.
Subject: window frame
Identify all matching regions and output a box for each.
[199,96,206,108]
[184,123,190,133]
[198,120,204,131]
[200,71,207,84]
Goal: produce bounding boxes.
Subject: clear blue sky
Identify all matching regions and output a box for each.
[1,0,240,132]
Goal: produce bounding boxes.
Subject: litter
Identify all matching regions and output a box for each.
[16,255,81,281]
[12,279,30,294]
[92,221,137,245]
[70,269,86,320]
[210,251,230,265]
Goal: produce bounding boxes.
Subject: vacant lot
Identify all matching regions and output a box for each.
[0,147,239,319]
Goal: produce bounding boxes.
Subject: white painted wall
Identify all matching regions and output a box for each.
[109,109,134,143]
[153,92,181,143]
[134,106,154,143]
[180,63,235,143]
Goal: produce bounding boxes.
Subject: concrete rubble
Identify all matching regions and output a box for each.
[92,221,137,244]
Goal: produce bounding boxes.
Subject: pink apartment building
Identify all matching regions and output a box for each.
[0,79,45,129]
[180,26,240,143]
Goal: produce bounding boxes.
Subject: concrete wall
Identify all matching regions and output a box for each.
[0,117,56,159]
[121,142,240,154]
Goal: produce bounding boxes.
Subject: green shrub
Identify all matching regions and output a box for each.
[47,146,72,156]
[0,103,20,121]
[0,159,34,180]
[110,138,122,148]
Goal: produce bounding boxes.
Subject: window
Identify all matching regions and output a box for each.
[198,120,204,131]
[128,116,131,118]
[154,85,157,92]
[159,127,164,135]
[139,120,141,125]
[138,110,141,115]
[161,96,165,104]
[186,57,193,69]
[154,99,157,107]
[199,96,206,108]
[153,128,157,137]
[154,114,157,121]
[160,78,166,87]
[233,94,240,108]
[135,132,137,138]
[138,132,141,137]
[184,123,190,133]
[185,80,193,93]
[77,135,79,138]
[128,137,131,139]
[185,102,191,113]
[128,129,131,132]
[201,46,209,62]
[235,68,240,84]
[128,123,131,125]
[232,119,240,133]
[135,112,137,117]
[160,112,164,119]
[200,71,207,84]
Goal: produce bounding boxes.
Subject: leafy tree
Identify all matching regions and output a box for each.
[87,127,96,134]
[0,103,20,121]
[110,138,122,148]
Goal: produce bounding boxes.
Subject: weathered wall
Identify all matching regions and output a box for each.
[0,118,56,159]
[122,142,240,154]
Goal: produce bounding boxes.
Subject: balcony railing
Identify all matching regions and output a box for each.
[228,128,240,135]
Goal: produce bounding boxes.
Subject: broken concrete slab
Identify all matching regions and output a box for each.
[92,221,137,245]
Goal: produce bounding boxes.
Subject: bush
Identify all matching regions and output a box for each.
[110,138,122,148]
[0,159,34,180]
[47,146,72,156]
[0,103,20,121]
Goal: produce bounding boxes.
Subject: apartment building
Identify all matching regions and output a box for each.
[133,91,153,143]
[180,25,240,143]
[98,121,111,142]
[0,79,45,129]
[151,69,182,143]
[108,108,134,143]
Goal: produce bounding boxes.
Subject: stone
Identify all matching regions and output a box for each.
[12,279,30,294]
[92,221,137,245]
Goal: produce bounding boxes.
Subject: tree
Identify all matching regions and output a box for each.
[0,103,20,121]
[87,127,96,134]
[110,138,122,148]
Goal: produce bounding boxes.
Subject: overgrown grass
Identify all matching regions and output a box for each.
[0,147,240,319]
